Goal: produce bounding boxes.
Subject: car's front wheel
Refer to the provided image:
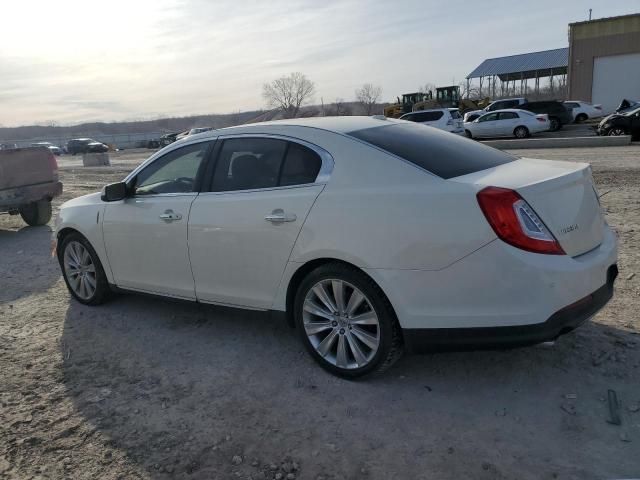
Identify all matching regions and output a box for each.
[575,113,588,123]
[294,263,403,378]
[59,233,111,305]
[608,127,627,136]
[464,129,473,139]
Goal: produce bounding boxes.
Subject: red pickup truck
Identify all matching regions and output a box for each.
[0,147,63,226]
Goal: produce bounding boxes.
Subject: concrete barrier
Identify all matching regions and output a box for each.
[483,135,632,150]
[82,153,111,166]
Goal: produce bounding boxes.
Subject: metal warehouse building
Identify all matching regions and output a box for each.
[568,13,640,113]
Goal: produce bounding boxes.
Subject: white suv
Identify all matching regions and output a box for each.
[400,108,463,134]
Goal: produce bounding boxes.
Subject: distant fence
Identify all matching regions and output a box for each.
[1,132,165,150]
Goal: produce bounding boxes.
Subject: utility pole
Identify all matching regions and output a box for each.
[589,8,592,20]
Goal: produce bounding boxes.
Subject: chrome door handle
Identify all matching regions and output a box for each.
[265,209,296,223]
[159,210,182,222]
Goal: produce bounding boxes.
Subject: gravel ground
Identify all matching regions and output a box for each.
[1,146,639,480]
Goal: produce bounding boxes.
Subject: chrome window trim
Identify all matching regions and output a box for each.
[197,183,323,197]
[211,133,335,190]
[128,192,198,200]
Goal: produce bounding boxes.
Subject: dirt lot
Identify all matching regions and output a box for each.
[1,146,639,480]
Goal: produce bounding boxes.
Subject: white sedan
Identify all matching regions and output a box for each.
[564,101,604,122]
[464,109,550,139]
[54,117,617,378]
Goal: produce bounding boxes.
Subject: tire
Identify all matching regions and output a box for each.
[293,263,403,378]
[514,126,529,139]
[58,232,111,305]
[549,117,560,131]
[608,128,626,136]
[19,199,52,226]
[575,113,588,123]
[464,129,473,139]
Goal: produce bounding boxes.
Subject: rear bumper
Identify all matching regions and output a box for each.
[403,264,618,353]
[0,181,62,210]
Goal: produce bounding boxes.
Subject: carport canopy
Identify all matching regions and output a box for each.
[467,47,568,81]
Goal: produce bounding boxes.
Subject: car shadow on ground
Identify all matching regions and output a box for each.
[0,225,60,303]
[59,292,640,479]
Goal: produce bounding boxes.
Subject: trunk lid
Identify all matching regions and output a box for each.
[452,158,605,257]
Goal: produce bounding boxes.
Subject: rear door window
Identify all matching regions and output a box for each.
[347,122,515,179]
[498,112,519,120]
[449,110,462,119]
[279,143,322,186]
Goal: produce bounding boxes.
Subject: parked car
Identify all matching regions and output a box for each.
[66,138,109,155]
[0,143,18,150]
[400,108,463,134]
[564,101,603,122]
[188,127,214,136]
[463,98,528,122]
[160,132,180,146]
[464,109,549,139]
[1,146,62,225]
[54,117,617,378]
[595,105,640,139]
[519,101,573,131]
[31,142,64,155]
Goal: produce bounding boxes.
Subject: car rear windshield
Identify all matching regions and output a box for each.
[346,122,515,179]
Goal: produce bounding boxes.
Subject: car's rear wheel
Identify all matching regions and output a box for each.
[293,263,403,378]
[59,233,111,305]
[608,127,626,136]
[514,126,529,139]
[19,199,52,226]
[575,113,588,123]
[549,117,561,131]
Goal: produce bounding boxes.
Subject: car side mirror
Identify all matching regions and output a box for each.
[101,181,128,202]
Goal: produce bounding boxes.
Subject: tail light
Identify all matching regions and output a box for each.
[47,151,59,177]
[594,105,602,110]
[446,119,453,126]
[535,116,546,122]
[476,186,565,255]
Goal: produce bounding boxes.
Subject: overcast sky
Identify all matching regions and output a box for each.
[1,0,639,126]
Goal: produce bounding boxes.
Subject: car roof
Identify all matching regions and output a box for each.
[189,116,404,139]
[403,108,448,114]
[479,108,529,114]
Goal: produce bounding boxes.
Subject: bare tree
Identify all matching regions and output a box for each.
[262,72,315,118]
[355,83,382,115]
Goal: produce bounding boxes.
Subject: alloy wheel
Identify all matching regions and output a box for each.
[302,279,380,369]
[63,241,97,300]
[514,127,528,138]
[608,128,626,136]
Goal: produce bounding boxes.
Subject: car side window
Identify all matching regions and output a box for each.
[498,112,518,120]
[134,142,210,195]
[280,142,322,186]
[479,113,498,122]
[402,113,416,122]
[211,138,287,192]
